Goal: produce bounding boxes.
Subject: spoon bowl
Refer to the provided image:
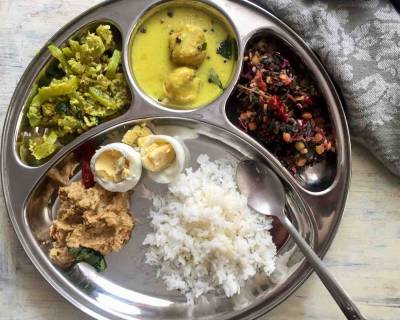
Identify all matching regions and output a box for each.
[236,159,286,219]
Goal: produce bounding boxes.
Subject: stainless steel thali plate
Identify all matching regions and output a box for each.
[1,0,351,319]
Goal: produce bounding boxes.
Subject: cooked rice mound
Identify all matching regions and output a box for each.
[143,155,277,302]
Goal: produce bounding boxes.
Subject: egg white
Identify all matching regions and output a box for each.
[90,142,142,192]
[142,135,190,184]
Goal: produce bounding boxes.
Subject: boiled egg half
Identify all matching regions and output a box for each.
[90,142,142,192]
[141,135,189,183]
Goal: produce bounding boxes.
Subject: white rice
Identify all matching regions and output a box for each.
[143,155,277,302]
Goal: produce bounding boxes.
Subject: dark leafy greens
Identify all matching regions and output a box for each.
[235,39,335,174]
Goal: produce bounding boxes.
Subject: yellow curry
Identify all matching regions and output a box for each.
[130,5,236,109]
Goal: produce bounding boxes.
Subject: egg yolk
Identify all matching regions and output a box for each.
[142,142,176,172]
[122,124,153,147]
[95,150,130,183]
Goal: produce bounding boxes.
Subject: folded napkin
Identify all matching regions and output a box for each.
[256,0,400,176]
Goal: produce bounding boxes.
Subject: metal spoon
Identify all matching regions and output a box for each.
[236,159,367,320]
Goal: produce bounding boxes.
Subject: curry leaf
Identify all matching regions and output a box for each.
[208,68,224,90]
[69,247,107,272]
[56,101,70,114]
[217,38,234,60]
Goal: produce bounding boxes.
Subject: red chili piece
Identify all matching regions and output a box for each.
[74,143,96,188]
[81,160,95,189]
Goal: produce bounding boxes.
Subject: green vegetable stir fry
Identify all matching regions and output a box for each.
[22,25,131,163]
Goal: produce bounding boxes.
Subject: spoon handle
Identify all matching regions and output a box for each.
[280,215,367,320]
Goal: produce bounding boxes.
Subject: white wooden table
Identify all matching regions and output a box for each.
[0,1,399,319]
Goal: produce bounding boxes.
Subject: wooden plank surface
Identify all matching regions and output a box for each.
[0,1,399,319]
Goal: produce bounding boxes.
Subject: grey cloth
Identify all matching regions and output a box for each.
[257,0,400,176]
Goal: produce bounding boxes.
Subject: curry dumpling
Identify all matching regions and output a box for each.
[163,67,201,104]
[169,24,207,67]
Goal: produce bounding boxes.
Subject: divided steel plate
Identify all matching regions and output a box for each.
[1,0,351,319]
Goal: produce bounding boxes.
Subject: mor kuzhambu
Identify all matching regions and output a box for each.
[130,5,237,109]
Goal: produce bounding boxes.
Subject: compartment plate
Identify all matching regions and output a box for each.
[1,0,351,319]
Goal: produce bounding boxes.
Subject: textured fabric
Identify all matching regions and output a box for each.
[256,0,400,176]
